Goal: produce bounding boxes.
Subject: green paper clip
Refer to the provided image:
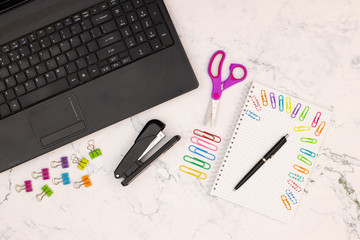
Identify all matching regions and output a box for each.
[36,185,53,202]
[88,140,102,159]
[297,154,312,166]
[71,154,89,170]
[183,155,211,170]
[299,106,310,121]
[300,137,317,144]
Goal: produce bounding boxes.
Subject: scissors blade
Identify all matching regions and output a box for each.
[211,100,219,128]
[203,99,213,125]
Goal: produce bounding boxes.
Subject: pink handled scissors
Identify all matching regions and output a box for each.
[204,50,248,127]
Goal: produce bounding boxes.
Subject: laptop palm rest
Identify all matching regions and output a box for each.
[28,95,87,148]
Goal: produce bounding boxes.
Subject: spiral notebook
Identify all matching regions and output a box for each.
[211,81,332,223]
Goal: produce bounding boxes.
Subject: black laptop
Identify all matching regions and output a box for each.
[0,0,198,173]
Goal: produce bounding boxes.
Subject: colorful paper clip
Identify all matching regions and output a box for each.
[286,97,291,114]
[288,172,304,182]
[270,92,276,109]
[315,121,326,136]
[300,137,317,144]
[279,95,284,112]
[52,173,71,185]
[88,140,102,159]
[294,126,311,132]
[251,96,261,111]
[189,145,216,161]
[293,164,309,175]
[191,137,218,151]
[179,165,207,180]
[193,129,221,143]
[32,168,50,180]
[15,180,33,193]
[285,189,298,204]
[261,90,268,106]
[245,110,261,121]
[36,185,53,202]
[287,179,302,192]
[50,157,69,169]
[183,155,211,170]
[312,112,321,128]
[299,106,310,121]
[291,103,301,118]
[300,148,316,158]
[73,175,92,189]
[281,195,291,210]
[71,154,89,170]
[297,154,312,166]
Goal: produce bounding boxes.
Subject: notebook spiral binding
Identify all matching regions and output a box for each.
[212,84,255,191]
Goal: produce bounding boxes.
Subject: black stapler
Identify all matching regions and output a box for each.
[114,119,180,186]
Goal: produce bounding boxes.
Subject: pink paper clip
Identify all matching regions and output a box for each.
[193,129,221,143]
[312,112,321,128]
[291,103,301,118]
[315,121,326,136]
[270,92,276,109]
[191,136,218,151]
[287,179,302,192]
[251,96,261,111]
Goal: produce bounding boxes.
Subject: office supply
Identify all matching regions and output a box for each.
[71,154,89,170]
[183,155,211,170]
[285,189,297,204]
[312,112,321,127]
[193,129,221,143]
[15,180,33,193]
[315,121,326,136]
[0,0,198,174]
[114,119,180,186]
[299,106,310,121]
[270,92,276,109]
[179,165,207,180]
[204,50,247,127]
[188,145,215,161]
[291,103,302,118]
[88,140,102,159]
[32,168,50,180]
[279,95,284,112]
[73,175,92,189]
[251,96,262,111]
[52,173,71,185]
[261,90,268,106]
[190,137,218,151]
[36,185,53,202]
[211,81,332,223]
[51,157,69,168]
[233,134,289,191]
[294,126,311,132]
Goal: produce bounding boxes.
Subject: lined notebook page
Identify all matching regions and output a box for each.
[211,81,332,223]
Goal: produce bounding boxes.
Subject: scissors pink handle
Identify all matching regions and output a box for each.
[208,50,247,100]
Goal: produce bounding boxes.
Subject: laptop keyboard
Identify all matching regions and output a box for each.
[0,0,174,119]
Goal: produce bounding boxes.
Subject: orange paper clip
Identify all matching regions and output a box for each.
[281,195,291,210]
[287,179,302,192]
[251,96,261,111]
[315,121,326,136]
[297,154,312,166]
[193,129,221,143]
[179,165,207,180]
[261,90,268,106]
[191,137,218,151]
[312,112,321,128]
[293,164,309,174]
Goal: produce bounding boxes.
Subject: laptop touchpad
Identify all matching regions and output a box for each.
[28,95,87,148]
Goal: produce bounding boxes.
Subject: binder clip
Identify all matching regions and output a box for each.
[15,180,33,193]
[114,119,181,186]
[88,140,102,159]
[73,175,92,189]
[51,157,69,169]
[36,185,53,202]
[32,168,50,180]
[71,154,89,170]
[52,173,71,185]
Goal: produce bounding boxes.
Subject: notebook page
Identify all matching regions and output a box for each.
[211,81,332,223]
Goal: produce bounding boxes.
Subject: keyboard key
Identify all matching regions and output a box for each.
[156,24,173,47]
[66,50,78,61]
[122,2,133,12]
[137,7,148,18]
[19,46,31,58]
[116,16,127,27]
[0,81,6,91]
[25,67,37,79]
[0,94,5,104]
[19,37,28,46]
[64,18,73,26]
[15,72,27,83]
[82,10,91,19]
[4,89,16,100]
[120,26,132,38]
[29,42,41,53]
[91,10,112,26]
[4,76,16,88]
[73,14,82,23]
[19,78,69,108]
[135,32,146,43]
[45,71,57,83]
[67,74,80,87]
[37,29,46,38]
[80,32,92,43]
[150,38,161,51]
[132,0,144,8]
[148,4,162,24]
[60,28,72,40]
[56,54,68,66]
[46,58,58,70]
[40,37,51,48]
[141,17,153,29]
[88,65,100,78]
[55,66,67,78]
[76,58,88,69]
[87,41,99,52]
[39,49,51,61]
[46,25,55,34]
[0,67,10,79]
[97,31,122,48]
[65,62,77,74]
[91,27,103,38]
[1,45,10,54]
[70,36,82,48]
[14,85,26,96]
[0,104,11,118]
[125,37,136,48]
[77,69,90,82]
[8,99,21,112]
[34,76,47,87]
[18,59,30,70]
[131,22,142,33]
[76,45,89,57]
[111,61,121,69]
[0,55,10,66]
[11,41,19,50]
[29,54,40,66]
[109,0,119,7]
[8,63,20,75]
[49,45,61,57]
[50,32,62,44]
[112,6,123,17]
[99,3,108,11]
[129,42,151,60]
[35,63,47,75]
[71,23,83,35]
[109,55,119,63]
[9,50,21,61]
[81,19,93,31]
[24,80,36,92]
[90,6,100,15]
[55,22,64,30]
[100,20,117,34]
[86,53,98,65]
[146,28,156,39]
[126,12,138,23]
[96,41,126,60]
[59,40,71,52]
[100,65,111,73]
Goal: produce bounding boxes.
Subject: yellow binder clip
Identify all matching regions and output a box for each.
[71,154,89,170]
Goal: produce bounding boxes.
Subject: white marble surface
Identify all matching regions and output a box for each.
[1,0,360,239]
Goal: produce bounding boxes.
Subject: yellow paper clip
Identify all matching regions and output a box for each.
[294,126,311,132]
[287,179,302,192]
[297,154,312,166]
[179,165,207,180]
[315,121,326,136]
[300,137,317,144]
[293,164,309,175]
[261,90,268,106]
[281,195,291,210]
[73,175,92,189]
[71,154,89,170]
[299,106,310,121]
[312,112,321,128]
[286,97,291,114]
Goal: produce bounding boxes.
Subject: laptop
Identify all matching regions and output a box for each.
[0,0,198,173]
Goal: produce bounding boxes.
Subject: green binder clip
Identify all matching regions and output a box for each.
[88,140,102,159]
[183,155,211,170]
[36,185,53,202]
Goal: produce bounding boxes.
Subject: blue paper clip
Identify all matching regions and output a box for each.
[299,106,310,121]
[285,189,298,204]
[300,148,316,158]
[270,92,276,109]
[188,145,215,161]
[279,95,284,112]
[291,103,302,118]
[245,110,261,121]
[52,173,71,185]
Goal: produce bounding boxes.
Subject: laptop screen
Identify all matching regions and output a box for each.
[0,0,30,13]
